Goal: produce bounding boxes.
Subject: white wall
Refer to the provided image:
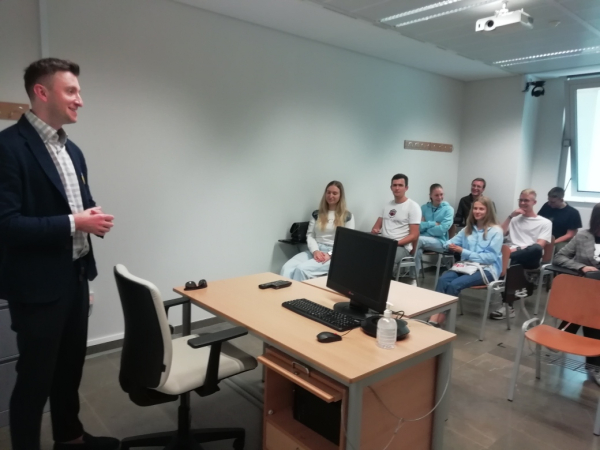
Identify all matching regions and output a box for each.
[0,0,39,113]
[0,0,465,345]
[458,76,528,219]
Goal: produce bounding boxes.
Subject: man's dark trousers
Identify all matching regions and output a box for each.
[509,244,543,269]
[8,261,89,450]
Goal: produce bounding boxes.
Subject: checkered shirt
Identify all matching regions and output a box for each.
[25,111,89,260]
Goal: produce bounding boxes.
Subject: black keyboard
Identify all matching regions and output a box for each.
[282,298,362,332]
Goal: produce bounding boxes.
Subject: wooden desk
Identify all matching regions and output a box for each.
[304,276,458,332]
[175,273,455,450]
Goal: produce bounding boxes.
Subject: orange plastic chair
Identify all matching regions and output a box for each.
[508,275,600,435]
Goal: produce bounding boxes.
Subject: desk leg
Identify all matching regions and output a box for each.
[182,301,191,336]
[346,383,363,450]
[432,342,452,450]
[446,304,457,334]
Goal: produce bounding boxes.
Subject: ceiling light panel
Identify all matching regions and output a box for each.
[379,0,464,23]
[494,45,600,66]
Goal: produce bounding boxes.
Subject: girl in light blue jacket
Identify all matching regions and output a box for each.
[430,196,502,326]
[415,184,454,275]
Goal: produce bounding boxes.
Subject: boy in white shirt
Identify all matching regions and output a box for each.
[371,174,421,275]
[491,189,552,320]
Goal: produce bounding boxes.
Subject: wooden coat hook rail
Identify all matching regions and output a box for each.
[0,102,29,121]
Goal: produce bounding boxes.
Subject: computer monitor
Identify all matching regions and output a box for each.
[327,227,396,319]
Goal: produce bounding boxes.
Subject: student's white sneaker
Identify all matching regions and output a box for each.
[489,306,515,320]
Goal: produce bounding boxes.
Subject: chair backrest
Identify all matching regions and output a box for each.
[542,236,555,264]
[114,264,173,390]
[448,224,457,240]
[499,245,511,278]
[290,221,309,242]
[548,275,600,329]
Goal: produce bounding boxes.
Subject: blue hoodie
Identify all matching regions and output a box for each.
[420,201,454,243]
[444,225,503,280]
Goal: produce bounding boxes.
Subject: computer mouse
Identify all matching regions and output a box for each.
[317,332,342,343]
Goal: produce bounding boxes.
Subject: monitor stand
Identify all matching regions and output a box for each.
[333,301,369,320]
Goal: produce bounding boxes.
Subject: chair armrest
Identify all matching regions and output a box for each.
[545,265,580,277]
[521,317,540,332]
[163,297,191,336]
[187,326,249,397]
[488,280,505,290]
[163,297,189,315]
[187,326,249,349]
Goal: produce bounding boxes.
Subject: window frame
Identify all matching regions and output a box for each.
[562,76,600,201]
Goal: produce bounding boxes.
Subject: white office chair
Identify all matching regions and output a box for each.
[114,264,258,450]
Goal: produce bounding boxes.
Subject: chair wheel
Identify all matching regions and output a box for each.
[233,437,245,450]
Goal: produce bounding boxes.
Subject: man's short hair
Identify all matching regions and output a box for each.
[521,188,537,198]
[391,173,409,187]
[548,187,565,199]
[24,58,80,100]
[472,178,486,189]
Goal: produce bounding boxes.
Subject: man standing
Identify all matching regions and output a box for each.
[538,187,582,251]
[0,59,117,450]
[490,189,552,320]
[454,178,492,227]
[371,174,421,277]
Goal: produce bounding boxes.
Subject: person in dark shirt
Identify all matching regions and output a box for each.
[538,187,582,251]
[454,178,495,227]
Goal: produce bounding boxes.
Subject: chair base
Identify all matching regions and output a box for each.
[121,428,245,450]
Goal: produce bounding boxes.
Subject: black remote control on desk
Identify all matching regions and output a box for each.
[259,280,292,289]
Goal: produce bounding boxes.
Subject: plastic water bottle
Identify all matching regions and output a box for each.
[377,302,397,349]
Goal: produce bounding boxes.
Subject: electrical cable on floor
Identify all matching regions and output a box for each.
[340,367,452,450]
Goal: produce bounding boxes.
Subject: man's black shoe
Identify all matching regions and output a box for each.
[54,433,120,450]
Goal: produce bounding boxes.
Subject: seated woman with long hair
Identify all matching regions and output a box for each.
[280,181,354,281]
[554,203,600,277]
[553,203,600,384]
[429,196,503,326]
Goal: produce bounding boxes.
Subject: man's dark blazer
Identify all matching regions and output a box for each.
[0,115,97,304]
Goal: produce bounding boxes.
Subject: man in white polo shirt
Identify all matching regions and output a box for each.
[371,174,421,277]
[491,188,552,320]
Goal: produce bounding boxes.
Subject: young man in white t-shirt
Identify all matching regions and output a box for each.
[371,174,421,274]
[491,189,552,320]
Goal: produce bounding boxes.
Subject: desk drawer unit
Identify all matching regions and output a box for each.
[259,347,347,450]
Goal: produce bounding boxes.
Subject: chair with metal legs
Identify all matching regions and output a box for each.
[395,237,419,286]
[508,275,600,436]
[420,225,457,288]
[533,236,556,315]
[457,245,511,341]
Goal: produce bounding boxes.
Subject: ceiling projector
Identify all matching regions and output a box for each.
[475,2,533,32]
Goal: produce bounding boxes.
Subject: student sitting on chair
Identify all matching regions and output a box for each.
[280,181,354,281]
[429,197,502,327]
[492,189,552,320]
[414,183,454,277]
[454,178,495,227]
[553,203,600,384]
[553,203,600,279]
[370,173,421,277]
[538,187,582,252]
